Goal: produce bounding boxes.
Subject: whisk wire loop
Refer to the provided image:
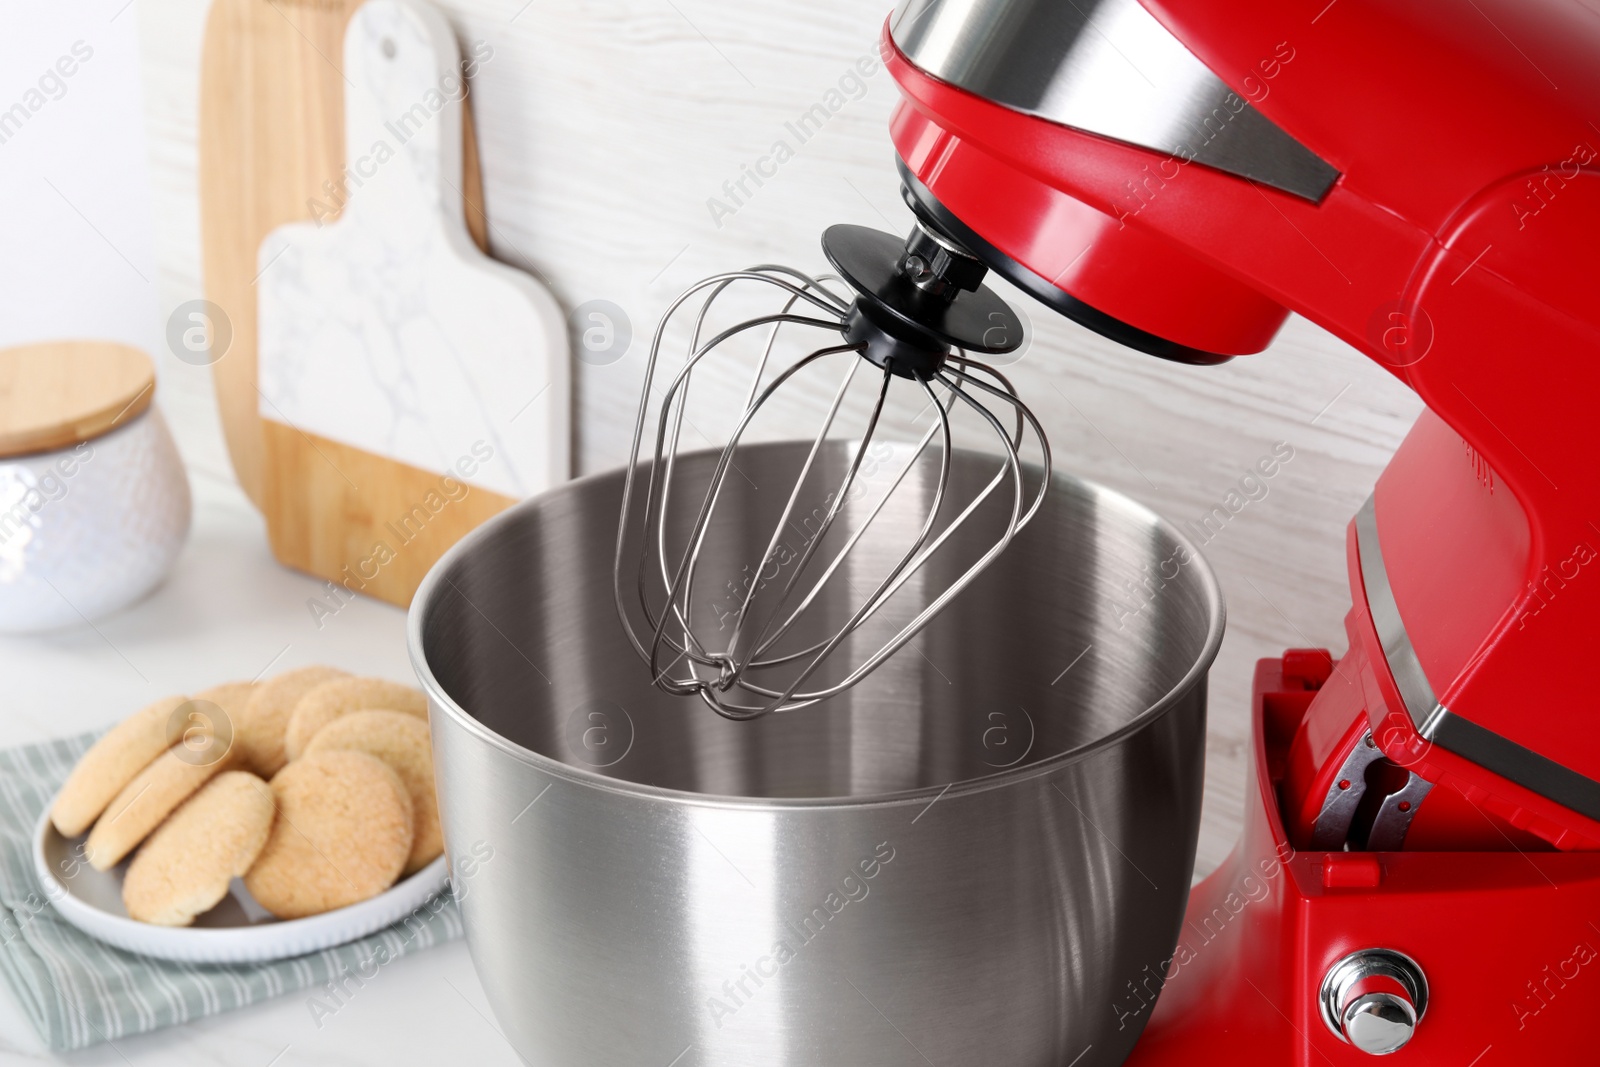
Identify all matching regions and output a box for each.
[642,340,862,687]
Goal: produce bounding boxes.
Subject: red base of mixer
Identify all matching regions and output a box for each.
[1123,655,1600,1066]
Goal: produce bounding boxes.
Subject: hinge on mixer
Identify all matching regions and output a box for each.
[1309,732,1385,850]
[1365,772,1435,851]
[1310,729,1436,851]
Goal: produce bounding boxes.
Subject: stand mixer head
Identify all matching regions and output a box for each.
[615,219,1050,719]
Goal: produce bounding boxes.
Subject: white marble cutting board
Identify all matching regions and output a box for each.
[256,0,568,500]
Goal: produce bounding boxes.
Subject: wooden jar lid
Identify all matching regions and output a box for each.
[0,341,157,458]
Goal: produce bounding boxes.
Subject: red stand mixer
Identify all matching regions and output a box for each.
[880,0,1600,1060]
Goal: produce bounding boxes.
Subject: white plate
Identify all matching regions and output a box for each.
[33,809,449,964]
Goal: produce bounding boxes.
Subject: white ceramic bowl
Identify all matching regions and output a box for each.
[34,809,450,964]
[0,407,191,632]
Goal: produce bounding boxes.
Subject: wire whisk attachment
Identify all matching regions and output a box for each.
[614,219,1051,720]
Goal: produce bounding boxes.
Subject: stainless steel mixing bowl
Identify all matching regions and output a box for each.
[410,441,1224,1067]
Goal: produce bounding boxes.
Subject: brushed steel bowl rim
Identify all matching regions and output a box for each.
[408,442,1227,811]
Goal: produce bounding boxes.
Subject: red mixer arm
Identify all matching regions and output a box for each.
[882,0,1600,846]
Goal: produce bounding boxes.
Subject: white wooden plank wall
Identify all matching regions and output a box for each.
[136,0,1424,874]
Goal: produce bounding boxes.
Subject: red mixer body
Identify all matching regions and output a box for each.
[883,0,1600,1058]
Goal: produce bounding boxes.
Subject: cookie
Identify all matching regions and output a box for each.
[193,680,255,716]
[306,710,441,875]
[284,677,427,761]
[180,681,254,767]
[121,771,275,926]
[51,695,188,838]
[244,750,413,919]
[84,735,236,871]
[237,665,347,777]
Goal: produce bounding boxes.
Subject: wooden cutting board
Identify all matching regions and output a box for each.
[198,0,490,509]
[253,0,570,609]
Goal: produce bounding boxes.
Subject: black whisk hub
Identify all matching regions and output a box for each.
[821,222,1025,381]
[842,301,947,380]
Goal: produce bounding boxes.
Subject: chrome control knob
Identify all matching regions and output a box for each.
[1319,949,1428,1055]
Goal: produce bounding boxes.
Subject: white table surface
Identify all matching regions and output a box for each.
[0,471,524,1067]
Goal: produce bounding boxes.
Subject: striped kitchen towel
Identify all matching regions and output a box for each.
[0,731,463,1051]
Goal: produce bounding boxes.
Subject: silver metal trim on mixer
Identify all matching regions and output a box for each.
[890,0,1341,200]
[1319,948,1428,1055]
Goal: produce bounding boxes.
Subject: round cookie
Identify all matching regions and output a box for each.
[181,680,254,767]
[51,695,188,838]
[122,771,275,926]
[85,735,237,871]
[244,750,413,919]
[306,710,441,875]
[193,680,255,716]
[284,677,427,761]
[237,665,347,777]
